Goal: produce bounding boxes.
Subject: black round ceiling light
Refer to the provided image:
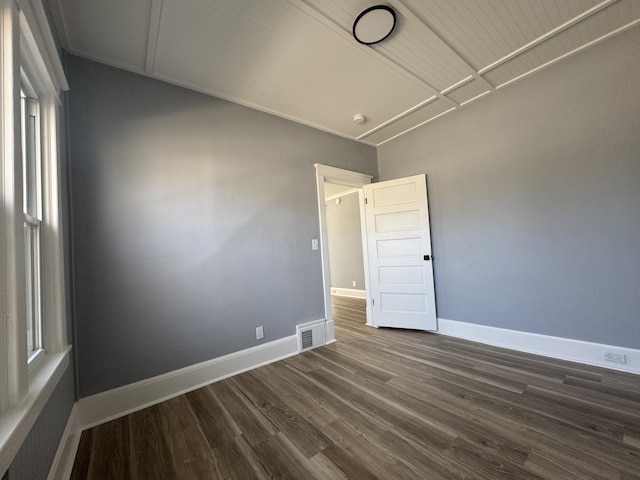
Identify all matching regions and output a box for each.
[353,5,397,45]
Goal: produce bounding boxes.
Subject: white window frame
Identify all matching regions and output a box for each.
[21,84,45,366]
[0,0,70,475]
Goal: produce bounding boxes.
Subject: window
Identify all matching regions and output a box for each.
[21,86,43,363]
[1,0,70,473]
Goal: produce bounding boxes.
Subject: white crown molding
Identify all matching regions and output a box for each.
[438,318,640,375]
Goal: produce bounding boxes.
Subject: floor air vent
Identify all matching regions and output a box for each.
[297,320,326,353]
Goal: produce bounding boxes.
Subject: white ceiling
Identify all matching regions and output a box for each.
[49,0,640,146]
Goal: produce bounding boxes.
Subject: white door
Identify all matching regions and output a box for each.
[364,175,437,331]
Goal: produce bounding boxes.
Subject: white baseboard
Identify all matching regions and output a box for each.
[47,404,80,480]
[438,318,640,375]
[75,335,298,431]
[325,319,336,344]
[331,287,366,299]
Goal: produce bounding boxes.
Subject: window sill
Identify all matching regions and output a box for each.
[27,348,45,375]
[0,346,71,475]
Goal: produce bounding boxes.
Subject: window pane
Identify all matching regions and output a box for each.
[22,94,40,219]
[25,222,34,354]
[22,87,43,360]
[25,221,42,358]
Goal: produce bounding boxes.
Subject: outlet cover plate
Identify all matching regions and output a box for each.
[604,351,626,363]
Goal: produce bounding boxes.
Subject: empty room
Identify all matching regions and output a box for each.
[1,1,639,479]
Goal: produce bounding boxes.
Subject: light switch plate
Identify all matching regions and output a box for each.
[312,239,319,250]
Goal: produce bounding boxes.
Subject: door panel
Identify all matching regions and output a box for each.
[375,211,420,232]
[365,174,437,331]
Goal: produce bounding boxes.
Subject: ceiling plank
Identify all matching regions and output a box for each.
[395,0,495,93]
[494,16,640,90]
[478,0,617,75]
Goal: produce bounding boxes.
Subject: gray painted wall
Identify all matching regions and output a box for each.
[66,55,377,397]
[5,368,75,480]
[326,192,365,290]
[377,28,640,349]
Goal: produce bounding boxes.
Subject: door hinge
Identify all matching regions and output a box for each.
[365,197,368,205]
[372,298,375,306]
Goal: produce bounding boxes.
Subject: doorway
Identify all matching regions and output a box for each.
[314,164,373,342]
[324,184,367,337]
[315,164,438,341]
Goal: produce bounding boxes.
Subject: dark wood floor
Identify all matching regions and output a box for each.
[72,296,640,479]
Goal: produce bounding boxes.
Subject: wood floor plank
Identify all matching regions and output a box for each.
[154,395,215,471]
[252,363,337,428]
[184,386,240,450]
[309,452,350,480]
[442,436,545,480]
[320,443,381,480]
[209,435,265,480]
[207,379,277,446]
[250,432,325,480]
[128,406,180,480]
[524,450,611,480]
[424,370,640,475]
[71,295,640,479]
[306,365,457,452]
[429,369,627,441]
[70,429,93,480]
[312,350,533,469]
[320,419,422,480]
[229,370,333,458]
[90,417,134,480]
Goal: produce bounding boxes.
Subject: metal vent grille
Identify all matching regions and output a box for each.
[301,329,313,350]
[297,320,326,353]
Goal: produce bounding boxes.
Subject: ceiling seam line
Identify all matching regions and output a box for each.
[145,0,164,74]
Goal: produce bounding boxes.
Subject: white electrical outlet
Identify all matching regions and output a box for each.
[352,280,356,287]
[256,326,264,340]
[603,351,626,364]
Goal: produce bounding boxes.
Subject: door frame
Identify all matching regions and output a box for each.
[315,164,373,342]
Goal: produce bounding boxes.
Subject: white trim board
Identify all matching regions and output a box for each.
[331,287,366,299]
[75,334,298,431]
[47,404,79,480]
[438,318,640,375]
